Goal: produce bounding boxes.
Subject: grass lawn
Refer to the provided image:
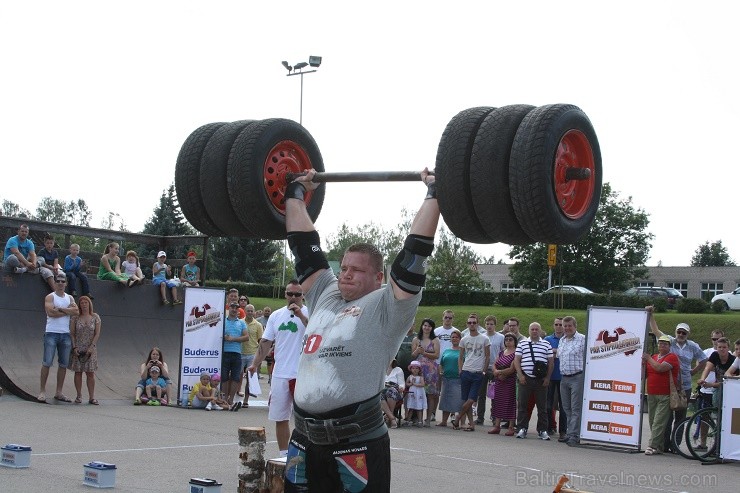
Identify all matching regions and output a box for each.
[249,296,740,345]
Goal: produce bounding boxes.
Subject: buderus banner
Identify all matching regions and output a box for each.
[178,287,225,404]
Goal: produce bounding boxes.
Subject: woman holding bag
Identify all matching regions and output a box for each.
[642,335,680,455]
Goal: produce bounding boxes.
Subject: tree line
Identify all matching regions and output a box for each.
[2,182,734,289]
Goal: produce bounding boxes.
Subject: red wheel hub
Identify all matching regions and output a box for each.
[263,140,314,215]
[553,129,595,220]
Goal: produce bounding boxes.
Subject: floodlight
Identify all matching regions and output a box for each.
[281,60,292,72]
[294,62,309,70]
[309,56,322,68]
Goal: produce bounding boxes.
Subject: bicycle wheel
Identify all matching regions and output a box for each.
[671,417,695,460]
[684,407,718,462]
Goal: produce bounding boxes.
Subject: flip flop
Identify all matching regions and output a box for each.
[54,394,72,403]
[451,419,460,430]
[37,393,47,402]
[435,422,448,427]
[462,427,475,432]
[74,396,82,404]
[89,399,99,405]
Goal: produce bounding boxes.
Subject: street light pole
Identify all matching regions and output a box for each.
[281,57,321,126]
[279,56,322,285]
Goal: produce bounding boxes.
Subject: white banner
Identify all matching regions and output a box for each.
[178,287,225,403]
[720,377,740,460]
[580,306,647,447]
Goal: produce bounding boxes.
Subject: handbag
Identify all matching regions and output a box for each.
[668,370,687,410]
[528,342,548,378]
[486,380,496,399]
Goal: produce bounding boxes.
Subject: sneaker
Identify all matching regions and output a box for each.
[566,439,579,447]
[14,267,28,274]
[134,399,141,406]
[151,399,161,406]
[516,429,527,439]
[205,402,213,411]
[147,399,156,406]
[538,431,551,441]
[231,401,242,412]
[475,419,484,425]
[212,404,223,411]
[558,435,569,442]
[173,300,183,305]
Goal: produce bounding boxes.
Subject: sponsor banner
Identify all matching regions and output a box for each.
[580,306,647,447]
[720,378,740,460]
[179,287,225,402]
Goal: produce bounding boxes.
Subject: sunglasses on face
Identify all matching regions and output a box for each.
[286,292,303,297]
[443,316,453,320]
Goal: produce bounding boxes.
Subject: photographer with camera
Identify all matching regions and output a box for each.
[70,296,101,404]
[134,348,172,405]
[513,322,554,440]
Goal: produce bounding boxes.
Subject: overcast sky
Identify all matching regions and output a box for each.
[2,1,737,267]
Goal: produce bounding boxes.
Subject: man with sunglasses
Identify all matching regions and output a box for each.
[39,274,79,402]
[647,306,707,453]
[281,169,439,492]
[248,280,308,456]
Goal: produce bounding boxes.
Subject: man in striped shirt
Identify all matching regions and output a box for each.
[514,322,553,440]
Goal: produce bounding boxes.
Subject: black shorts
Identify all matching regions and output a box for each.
[221,352,242,382]
[284,430,390,493]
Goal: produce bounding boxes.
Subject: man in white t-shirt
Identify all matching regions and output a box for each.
[698,330,724,409]
[248,280,308,456]
[457,313,490,431]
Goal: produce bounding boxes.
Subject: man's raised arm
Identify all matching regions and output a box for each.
[390,168,440,301]
[285,169,329,295]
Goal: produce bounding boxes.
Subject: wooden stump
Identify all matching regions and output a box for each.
[237,427,266,493]
[264,457,287,493]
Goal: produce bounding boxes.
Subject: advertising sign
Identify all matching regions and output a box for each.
[178,287,225,403]
[580,306,647,448]
[720,377,740,460]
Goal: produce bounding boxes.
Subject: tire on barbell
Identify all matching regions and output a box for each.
[509,104,602,244]
[436,106,497,244]
[199,120,258,237]
[469,104,536,245]
[175,122,228,237]
[227,118,325,240]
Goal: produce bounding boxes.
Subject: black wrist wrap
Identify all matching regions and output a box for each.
[425,181,437,200]
[391,234,434,294]
[287,230,329,284]
[286,182,307,201]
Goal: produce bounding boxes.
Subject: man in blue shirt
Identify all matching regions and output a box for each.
[3,224,38,274]
[545,317,567,440]
[222,303,249,410]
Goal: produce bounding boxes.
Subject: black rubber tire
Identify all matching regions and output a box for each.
[227,119,325,240]
[435,106,496,244]
[175,122,228,236]
[685,407,719,462]
[510,104,602,244]
[671,417,696,460]
[469,105,536,245]
[199,120,257,237]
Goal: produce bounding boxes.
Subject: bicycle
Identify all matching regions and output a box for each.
[683,406,719,462]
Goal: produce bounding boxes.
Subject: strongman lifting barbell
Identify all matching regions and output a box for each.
[175,104,601,245]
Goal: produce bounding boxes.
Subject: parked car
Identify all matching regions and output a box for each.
[711,287,740,311]
[541,285,594,294]
[623,287,684,309]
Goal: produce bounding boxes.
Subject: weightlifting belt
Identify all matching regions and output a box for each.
[293,395,385,445]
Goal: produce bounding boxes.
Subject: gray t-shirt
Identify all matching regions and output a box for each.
[460,333,491,372]
[294,269,422,414]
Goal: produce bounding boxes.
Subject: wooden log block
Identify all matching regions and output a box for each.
[264,457,287,493]
[238,427,266,493]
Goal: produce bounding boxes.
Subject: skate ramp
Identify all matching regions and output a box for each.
[0,274,183,403]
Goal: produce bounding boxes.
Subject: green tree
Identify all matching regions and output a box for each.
[34,198,91,226]
[325,221,405,264]
[426,227,485,292]
[209,237,280,283]
[508,183,653,293]
[1,199,32,218]
[691,240,736,267]
[141,184,194,258]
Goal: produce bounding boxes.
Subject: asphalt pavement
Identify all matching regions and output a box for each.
[1,395,737,493]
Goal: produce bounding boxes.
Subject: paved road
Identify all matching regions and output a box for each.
[1,395,736,493]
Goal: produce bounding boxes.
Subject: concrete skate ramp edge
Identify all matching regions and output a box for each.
[0,274,183,402]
